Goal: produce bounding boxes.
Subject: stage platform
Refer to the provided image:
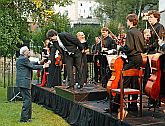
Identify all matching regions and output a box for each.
[55,84,107,102]
[32,84,165,126]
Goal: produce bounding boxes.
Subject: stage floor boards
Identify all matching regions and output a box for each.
[80,100,165,126]
[34,84,165,126]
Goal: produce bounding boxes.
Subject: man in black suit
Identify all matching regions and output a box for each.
[16,46,47,122]
[46,29,84,89]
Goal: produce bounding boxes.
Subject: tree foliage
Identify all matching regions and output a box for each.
[0,0,72,57]
[0,2,30,57]
[95,0,159,34]
[31,13,70,53]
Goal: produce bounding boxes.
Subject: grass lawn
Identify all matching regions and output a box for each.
[0,87,70,126]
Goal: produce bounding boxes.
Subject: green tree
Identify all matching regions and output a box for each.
[31,13,70,53]
[95,0,159,34]
[0,2,29,57]
[0,0,73,57]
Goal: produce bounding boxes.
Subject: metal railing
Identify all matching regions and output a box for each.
[0,57,16,88]
[0,55,96,88]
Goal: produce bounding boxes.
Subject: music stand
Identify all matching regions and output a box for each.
[86,54,97,86]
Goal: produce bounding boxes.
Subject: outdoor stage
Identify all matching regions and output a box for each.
[32,84,165,126]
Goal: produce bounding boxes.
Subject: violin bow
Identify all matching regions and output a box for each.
[109,30,120,44]
[148,22,161,40]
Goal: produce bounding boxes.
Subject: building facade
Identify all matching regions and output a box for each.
[159,0,165,27]
[53,0,100,27]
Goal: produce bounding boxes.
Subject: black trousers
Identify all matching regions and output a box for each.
[19,87,32,121]
[65,51,83,86]
[93,55,101,82]
[81,54,88,83]
[124,55,142,104]
[100,55,111,87]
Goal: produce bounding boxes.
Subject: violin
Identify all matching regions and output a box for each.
[109,32,122,46]
[55,50,62,66]
[118,33,126,46]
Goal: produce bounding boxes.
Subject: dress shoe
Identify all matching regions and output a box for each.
[66,85,74,89]
[143,103,154,108]
[104,107,118,113]
[103,108,110,113]
[77,85,83,89]
[20,119,32,122]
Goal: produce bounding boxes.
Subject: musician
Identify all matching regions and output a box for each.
[144,10,165,108]
[143,29,151,53]
[118,33,126,46]
[46,29,84,89]
[47,40,62,87]
[92,36,102,83]
[159,32,165,102]
[114,13,145,112]
[92,36,102,54]
[100,27,117,87]
[40,39,50,86]
[42,39,50,61]
[158,38,165,53]
[101,27,117,53]
[141,29,152,91]
[147,10,164,54]
[76,32,89,84]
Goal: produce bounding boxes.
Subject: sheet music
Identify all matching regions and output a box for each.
[106,55,117,69]
[29,57,39,62]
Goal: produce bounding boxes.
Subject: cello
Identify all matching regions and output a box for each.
[145,53,162,100]
[106,55,124,96]
[106,54,147,96]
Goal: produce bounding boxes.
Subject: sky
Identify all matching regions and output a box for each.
[159,0,165,12]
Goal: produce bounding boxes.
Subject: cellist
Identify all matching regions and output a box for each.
[144,10,165,108]
[111,13,145,113]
